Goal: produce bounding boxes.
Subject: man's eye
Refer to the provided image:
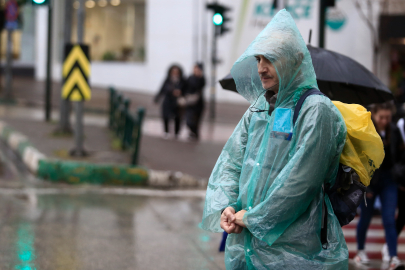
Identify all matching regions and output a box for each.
[255,57,260,63]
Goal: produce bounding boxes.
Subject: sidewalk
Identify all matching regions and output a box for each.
[6,77,248,125]
[0,77,249,180]
[0,106,234,180]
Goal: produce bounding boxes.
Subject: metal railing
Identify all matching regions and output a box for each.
[109,87,145,165]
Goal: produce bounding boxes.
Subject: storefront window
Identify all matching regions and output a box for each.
[72,0,146,62]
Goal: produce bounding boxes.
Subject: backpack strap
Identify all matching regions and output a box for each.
[292,88,329,248]
[293,89,327,126]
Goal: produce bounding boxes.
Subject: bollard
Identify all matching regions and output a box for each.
[132,107,145,165]
[121,99,131,150]
[108,88,146,166]
[115,94,123,135]
[109,87,116,129]
[118,99,130,142]
[123,113,134,150]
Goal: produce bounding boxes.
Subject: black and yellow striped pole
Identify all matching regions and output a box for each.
[63,0,90,157]
[62,43,91,157]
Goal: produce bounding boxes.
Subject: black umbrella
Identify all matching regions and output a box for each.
[219,45,393,106]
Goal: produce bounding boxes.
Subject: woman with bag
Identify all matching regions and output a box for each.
[154,65,187,139]
[185,63,206,140]
[394,116,405,248]
[355,102,403,269]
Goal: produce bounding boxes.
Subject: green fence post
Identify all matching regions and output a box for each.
[109,87,116,129]
[115,94,123,136]
[132,107,145,165]
[121,99,131,150]
[123,113,134,150]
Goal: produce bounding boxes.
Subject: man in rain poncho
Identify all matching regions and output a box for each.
[200,10,349,269]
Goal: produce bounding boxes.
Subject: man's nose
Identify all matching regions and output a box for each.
[258,63,267,74]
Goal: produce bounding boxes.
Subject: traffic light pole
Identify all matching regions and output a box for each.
[57,0,73,134]
[318,0,326,48]
[206,3,231,120]
[209,26,219,120]
[45,0,53,121]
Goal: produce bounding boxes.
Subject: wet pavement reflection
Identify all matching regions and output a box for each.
[0,139,225,270]
[0,194,225,270]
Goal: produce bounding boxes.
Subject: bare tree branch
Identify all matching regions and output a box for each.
[353,0,379,47]
[353,0,383,74]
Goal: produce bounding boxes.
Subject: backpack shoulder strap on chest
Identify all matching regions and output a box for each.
[292,88,329,248]
[293,89,327,126]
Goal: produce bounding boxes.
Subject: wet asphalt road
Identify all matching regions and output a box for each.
[0,140,225,270]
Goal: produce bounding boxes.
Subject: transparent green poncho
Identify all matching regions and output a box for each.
[201,10,348,269]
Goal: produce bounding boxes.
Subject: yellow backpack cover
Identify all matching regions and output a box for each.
[332,101,384,186]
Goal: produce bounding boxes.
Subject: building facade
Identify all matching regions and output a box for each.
[16,0,405,103]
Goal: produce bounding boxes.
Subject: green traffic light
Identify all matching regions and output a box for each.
[33,0,46,3]
[213,13,223,26]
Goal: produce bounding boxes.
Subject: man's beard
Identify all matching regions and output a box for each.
[264,90,275,104]
[264,83,279,103]
[265,82,279,92]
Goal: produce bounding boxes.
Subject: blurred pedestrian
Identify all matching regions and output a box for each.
[395,116,405,244]
[154,65,187,139]
[394,70,405,118]
[355,102,403,269]
[185,63,206,140]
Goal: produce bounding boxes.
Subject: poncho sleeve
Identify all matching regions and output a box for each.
[200,109,252,232]
[243,96,346,246]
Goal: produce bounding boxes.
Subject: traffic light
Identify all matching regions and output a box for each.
[325,0,335,7]
[206,3,231,36]
[31,0,49,6]
[213,13,223,26]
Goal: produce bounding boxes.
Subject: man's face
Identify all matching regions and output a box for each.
[255,55,279,93]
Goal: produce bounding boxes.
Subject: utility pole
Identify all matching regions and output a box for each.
[209,26,218,120]
[318,0,326,48]
[57,0,73,133]
[318,0,336,48]
[71,0,86,156]
[45,0,53,121]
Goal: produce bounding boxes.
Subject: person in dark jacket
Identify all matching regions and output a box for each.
[394,116,405,244]
[355,102,403,269]
[154,65,187,139]
[185,63,206,140]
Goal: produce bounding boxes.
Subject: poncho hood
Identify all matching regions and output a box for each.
[231,9,318,109]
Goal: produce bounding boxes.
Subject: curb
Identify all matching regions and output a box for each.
[0,121,46,173]
[0,121,148,186]
[0,121,206,188]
